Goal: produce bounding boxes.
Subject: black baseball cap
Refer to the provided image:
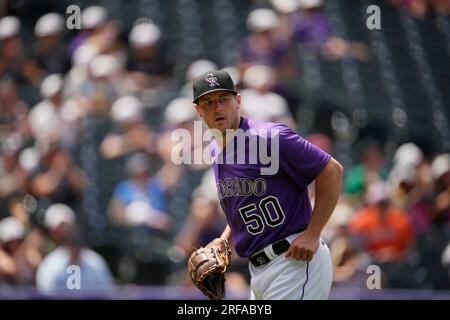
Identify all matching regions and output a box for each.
[192,70,237,103]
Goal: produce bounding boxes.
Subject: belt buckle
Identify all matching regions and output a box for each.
[250,238,291,267]
[250,241,279,267]
[249,248,269,267]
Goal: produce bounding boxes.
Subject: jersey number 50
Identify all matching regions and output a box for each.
[238,196,286,235]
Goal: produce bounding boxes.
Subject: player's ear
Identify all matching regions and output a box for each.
[235,94,241,107]
[193,103,202,117]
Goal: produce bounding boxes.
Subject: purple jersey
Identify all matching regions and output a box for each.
[211,118,331,258]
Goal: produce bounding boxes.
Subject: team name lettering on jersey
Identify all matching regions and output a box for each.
[217,177,267,200]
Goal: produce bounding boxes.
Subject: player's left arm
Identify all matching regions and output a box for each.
[286,157,343,261]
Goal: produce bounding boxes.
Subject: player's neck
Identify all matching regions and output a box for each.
[215,117,242,150]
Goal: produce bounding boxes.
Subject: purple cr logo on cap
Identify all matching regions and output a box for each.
[204,73,220,87]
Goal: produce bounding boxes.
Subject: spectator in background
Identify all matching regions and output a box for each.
[63,44,98,101]
[0,216,45,285]
[291,0,333,52]
[239,64,295,128]
[68,6,108,55]
[0,16,44,105]
[0,217,27,284]
[344,139,387,208]
[163,96,199,130]
[269,0,303,40]
[82,12,126,60]
[33,13,70,75]
[349,182,415,287]
[409,153,450,289]
[240,8,294,74]
[65,44,129,115]
[128,20,174,89]
[0,16,25,81]
[349,182,414,263]
[28,74,81,151]
[0,80,30,143]
[287,0,369,61]
[389,143,433,238]
[100,96,155,160]
[431,154,450,225]
[0,80,30,210]
[80,54,127,115]
[28,145,85,211]
[0,148,27,213]
[36,203,113,293]
[107,153,173,231]
[240,8,302,114]
[390,163,433,237]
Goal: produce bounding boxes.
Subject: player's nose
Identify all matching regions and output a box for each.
[212,101,224,111]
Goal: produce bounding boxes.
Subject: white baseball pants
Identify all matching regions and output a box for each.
[248,232,333,300]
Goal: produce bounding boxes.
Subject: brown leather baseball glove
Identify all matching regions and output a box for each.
[188,238,232,300]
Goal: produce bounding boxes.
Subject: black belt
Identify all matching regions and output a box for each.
[249,238,290,267]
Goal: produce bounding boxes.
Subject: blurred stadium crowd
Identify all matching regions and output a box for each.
[1,0,450,297]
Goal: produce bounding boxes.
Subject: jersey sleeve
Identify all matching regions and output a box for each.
[277,125,331,188]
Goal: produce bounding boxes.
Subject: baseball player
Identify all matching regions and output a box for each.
[191,70,343,300]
